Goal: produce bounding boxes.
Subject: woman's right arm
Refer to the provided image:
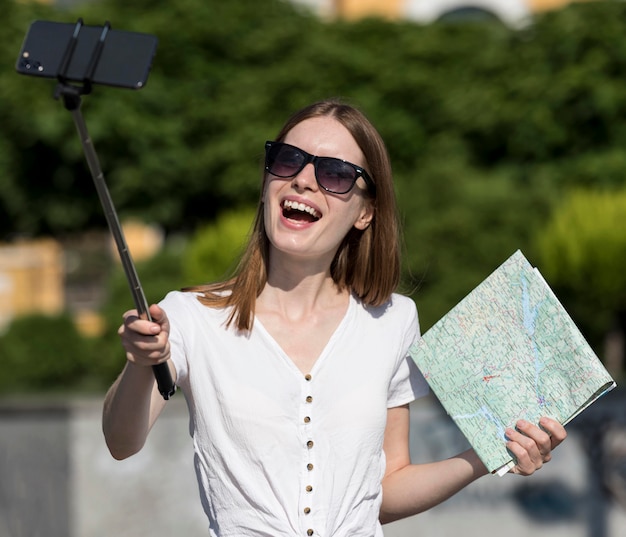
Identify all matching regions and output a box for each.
[102,304,176,460]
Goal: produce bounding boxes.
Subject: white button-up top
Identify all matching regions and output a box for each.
[161,291,428,537]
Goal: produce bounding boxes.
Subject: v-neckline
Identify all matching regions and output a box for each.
[254,293,355,376]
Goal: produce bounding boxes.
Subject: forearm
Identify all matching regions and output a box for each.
[380,448,488,524]
[102,361,166,460]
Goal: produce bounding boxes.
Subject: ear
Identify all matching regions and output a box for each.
[353,201,375,231]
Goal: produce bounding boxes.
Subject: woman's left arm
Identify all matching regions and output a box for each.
[379,404,567,524]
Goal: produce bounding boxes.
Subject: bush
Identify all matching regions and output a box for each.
[535,187,626,353]
[183,207,256,285]
[0,313,91,393]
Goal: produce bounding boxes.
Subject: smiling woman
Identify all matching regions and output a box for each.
[186,100,400,331]
[260,115,376,290]
[102,98,567,537]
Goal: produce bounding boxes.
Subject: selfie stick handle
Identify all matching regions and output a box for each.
[54,20,175,400]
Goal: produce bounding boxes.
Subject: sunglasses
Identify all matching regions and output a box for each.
[265,141,376,196]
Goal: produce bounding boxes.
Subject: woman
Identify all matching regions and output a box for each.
[103,99,566,536]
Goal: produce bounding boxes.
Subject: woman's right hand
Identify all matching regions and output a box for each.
[118,303,171,367]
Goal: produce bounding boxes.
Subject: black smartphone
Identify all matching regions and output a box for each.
[15,20,158,90]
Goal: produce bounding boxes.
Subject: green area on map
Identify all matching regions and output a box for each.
[410,250,616,475]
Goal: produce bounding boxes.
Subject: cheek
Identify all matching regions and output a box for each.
[263,195,273,230]
[338,198,371,230]
[263,182,285,233]
[262,177,270,202]
[264,176,285,200]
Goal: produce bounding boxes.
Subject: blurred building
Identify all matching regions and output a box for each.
[0,239,64,333]
[294,0,595,26]
[0,222,163,337]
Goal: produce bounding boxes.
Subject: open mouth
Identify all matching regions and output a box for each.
[282,200,321,223]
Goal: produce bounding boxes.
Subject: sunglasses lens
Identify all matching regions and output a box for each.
[317,159,357,194]
[266,142,362,194]
[267,144,304,177]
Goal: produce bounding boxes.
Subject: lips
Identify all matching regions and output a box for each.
[282,199,321,222]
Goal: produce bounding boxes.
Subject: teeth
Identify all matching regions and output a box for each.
[283,200,320,219]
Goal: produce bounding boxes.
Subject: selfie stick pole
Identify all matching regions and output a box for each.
[54,20,176,400]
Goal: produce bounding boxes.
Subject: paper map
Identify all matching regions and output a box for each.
[410,250,616,475]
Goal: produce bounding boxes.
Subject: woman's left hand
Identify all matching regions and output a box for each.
[505,417,567,476]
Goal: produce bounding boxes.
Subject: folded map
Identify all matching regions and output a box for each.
[409,250,617,475]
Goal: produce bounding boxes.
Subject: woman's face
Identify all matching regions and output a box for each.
[263,116,374,269]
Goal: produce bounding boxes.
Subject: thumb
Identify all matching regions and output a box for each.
[147,304,170,333]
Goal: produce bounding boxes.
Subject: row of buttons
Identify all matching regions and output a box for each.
[304,373,314,537]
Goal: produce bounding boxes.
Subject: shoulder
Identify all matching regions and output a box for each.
[159,290,230,323]
[358,292,417,322]
[159,290,199,311]
[388,293,417,314]
[351,293,420,340]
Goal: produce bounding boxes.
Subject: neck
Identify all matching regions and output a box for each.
[259,254,347,321]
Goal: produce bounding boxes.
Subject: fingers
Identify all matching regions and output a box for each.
[147,303,170,331]
[539,416,568,450]
[118,305,171,367]
[506,417,567,476]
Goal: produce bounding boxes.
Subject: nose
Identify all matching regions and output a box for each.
[291,162,318,191]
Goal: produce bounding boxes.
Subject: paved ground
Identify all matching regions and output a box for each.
[1,391,625,537]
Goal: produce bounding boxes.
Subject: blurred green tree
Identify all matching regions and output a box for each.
[3,0,626,390]
[3,0,626,238]
[183,206,256,285]
[0,313,91,393]
[535,187,626,357]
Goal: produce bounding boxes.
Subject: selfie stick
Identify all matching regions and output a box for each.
[53,19,176,400]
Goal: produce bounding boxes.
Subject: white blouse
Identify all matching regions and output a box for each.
[161,290,428,537]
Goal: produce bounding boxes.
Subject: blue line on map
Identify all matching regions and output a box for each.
[453,405,506,440]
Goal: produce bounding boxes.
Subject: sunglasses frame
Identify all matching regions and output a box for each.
[265,141,376,196]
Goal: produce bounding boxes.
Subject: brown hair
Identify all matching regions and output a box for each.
[186,99,400,331]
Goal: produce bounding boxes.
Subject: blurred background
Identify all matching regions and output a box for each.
[0,0,624,535]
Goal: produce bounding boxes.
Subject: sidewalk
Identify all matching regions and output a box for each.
[1,392,625,537]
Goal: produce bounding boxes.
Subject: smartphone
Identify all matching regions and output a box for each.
[15,20,158,90]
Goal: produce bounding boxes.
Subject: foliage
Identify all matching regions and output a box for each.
[535,187,626,347]
[4,0,626,238]
[184,207,257,285]
[0,0,83,237]
[0,313,92,393]
[3,0,626,390]
[399,153,554,330]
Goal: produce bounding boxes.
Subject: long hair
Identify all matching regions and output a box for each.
[186,99,400,331]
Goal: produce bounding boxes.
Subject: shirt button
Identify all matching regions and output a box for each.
[306,485,313,492]
[304,507,311,514]
[306,395,313,403]
[305,374,312,381]
[307,440,314,449]
[307,530,314,536]
[304,416,311,423]
[307,463,314,471]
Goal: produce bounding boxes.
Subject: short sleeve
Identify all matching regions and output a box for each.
[387,297,429,408]
[159,291,189,386]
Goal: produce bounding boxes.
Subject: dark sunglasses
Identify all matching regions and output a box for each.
[265,141,376,196]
